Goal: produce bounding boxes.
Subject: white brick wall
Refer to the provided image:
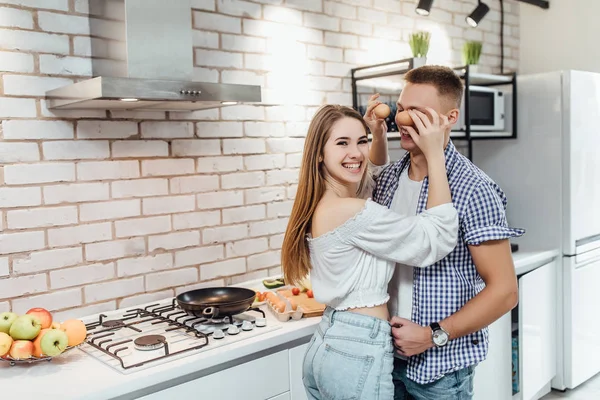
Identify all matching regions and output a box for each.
[7,206,78,229]
[0,0,520,315]
[13,247,82,274]
[117,254,173,277]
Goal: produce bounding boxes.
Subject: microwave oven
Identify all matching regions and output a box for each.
[455,85,505,131]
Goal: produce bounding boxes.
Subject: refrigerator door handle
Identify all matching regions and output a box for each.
[575,233,600,255]
[574,252,600,269]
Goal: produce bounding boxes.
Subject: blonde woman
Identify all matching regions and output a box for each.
[281,104,459,399]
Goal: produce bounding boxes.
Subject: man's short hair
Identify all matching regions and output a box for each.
[404,65,464,109]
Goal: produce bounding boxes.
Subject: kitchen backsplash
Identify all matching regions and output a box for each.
[0,0,520,320]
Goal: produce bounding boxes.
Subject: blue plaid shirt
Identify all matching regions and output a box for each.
[373,140,525,384]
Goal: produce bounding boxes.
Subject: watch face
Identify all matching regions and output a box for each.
[433,330,448,346]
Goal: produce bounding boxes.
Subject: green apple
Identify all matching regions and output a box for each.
[9,315,41,340]
[40,329,68,357]
[0,312,17,334]
[0,332,13,357]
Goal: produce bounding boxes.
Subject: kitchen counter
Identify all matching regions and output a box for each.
[512,248,560,276]
[0,285,320,400]
[1,250,558,399]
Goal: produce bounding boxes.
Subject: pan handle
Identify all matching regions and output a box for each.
[202,307,218,318]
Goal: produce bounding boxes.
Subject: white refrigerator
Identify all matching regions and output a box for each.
[472,70,600,391]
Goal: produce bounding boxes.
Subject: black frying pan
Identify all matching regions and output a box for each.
[176,287,256,319]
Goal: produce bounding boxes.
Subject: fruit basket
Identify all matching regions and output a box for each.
[0,308,88,366]
[1,344,80,366]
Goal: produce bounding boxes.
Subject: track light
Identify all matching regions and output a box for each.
[415,0,434,16]
[516,0,549,9]
[466,1,490,27]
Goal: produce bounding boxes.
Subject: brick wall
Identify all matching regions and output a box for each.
[0,0,520,320]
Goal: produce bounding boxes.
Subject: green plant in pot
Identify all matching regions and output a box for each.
[462,40,483,71]
[409,31,431,67]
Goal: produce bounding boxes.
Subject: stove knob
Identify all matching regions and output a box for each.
[255,317,267,327]
[213,329,225,339]
[227,325,240,335]
[241,320,254,331]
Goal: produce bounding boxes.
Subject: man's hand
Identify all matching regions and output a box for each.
[363,93,388,138]
[390,316,434,357]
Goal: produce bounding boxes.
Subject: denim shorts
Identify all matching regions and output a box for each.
[392,358,476,400]
[302,307,395,400]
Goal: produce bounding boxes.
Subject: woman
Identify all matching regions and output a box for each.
[281,104,458,399]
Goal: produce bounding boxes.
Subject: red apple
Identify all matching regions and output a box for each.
[306,290,314,298]
[9,340,33,360]
[291,287,300,296]
[26,308,53,329]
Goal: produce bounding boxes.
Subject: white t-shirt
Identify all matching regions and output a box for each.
[387,168,424,319]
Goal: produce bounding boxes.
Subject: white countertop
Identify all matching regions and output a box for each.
[1,301,319,400]
[512,248,560,276]
[1,249,559,399]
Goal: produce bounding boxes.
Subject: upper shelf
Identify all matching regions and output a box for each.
[454,68,515,86]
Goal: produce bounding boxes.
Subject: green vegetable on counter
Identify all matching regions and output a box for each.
[263,278,285,289]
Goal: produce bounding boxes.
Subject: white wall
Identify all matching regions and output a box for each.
[519,0,600,74]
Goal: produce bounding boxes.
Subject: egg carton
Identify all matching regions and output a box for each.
[264,291,304,322]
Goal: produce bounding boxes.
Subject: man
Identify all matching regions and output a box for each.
[364,65,525,399]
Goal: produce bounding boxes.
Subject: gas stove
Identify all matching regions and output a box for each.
[77,298,281,374]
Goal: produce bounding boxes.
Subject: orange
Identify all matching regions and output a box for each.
[60,319,87,346]
[32,328,50,357]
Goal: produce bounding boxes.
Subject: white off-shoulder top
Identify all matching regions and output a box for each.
[307,199,458,310]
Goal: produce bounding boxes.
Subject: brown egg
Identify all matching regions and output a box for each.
[373,103,390,119]
[396,110,414,127]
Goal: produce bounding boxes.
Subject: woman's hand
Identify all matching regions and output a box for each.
[363,93,388,139]
[404,107,450,158]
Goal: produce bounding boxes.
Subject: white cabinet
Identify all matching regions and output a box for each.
[289,342,310,400]
[474,312,512,400]
[268,393,291,400]
[137,350,290,400]
[474,256,558,400]
[518,258,557,399]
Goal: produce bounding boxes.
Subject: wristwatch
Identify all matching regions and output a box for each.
[430,322,450,348]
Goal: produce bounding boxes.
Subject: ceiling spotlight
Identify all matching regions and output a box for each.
[466,1,490,27]
[415,0,434,16]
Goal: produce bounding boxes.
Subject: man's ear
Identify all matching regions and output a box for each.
[446,108,460,125]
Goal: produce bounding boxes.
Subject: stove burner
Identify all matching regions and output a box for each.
[134,335,166,351]
[102,320,125,328]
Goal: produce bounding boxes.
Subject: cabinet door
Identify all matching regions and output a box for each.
[473,312,512,400]
[519,259,557,400]
[269,392,291,400]
[137,350,290,400]
[569,255,600,388]
[289,342,310,400]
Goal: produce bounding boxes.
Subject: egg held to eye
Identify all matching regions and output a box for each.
[396,110,414,127]
[373,103,390,119]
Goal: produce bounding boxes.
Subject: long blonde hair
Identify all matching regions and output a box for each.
[281,105,371,285]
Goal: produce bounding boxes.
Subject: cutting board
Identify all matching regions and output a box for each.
[277,289,325,317]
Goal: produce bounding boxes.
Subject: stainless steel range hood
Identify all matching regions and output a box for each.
[45,0,261,111]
